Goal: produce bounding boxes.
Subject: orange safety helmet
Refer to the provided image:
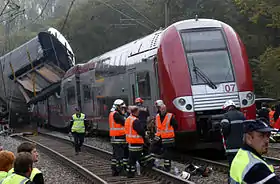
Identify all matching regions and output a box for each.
[135,97,144,104]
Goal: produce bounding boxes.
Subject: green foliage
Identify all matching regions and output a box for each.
[259,47,280,97]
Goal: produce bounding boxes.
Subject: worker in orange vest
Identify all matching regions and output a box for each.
[269,106,276,126]
[125,106,146,178]
[154,103,178,172]
[109,99,127,176]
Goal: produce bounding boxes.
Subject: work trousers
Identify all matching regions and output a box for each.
[111,143,126,176]
[123,144,129,172]
[140,144,154,168]
[226,152,237,184]
[127,145,143,178]
[151,140,173,172]
[72,132,85,153]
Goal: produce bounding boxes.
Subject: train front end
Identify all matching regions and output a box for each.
[157,19,255,150]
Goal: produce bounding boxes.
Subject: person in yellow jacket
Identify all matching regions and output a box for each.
[7,142,44,184]
[69,107,87,155]
[1,152,33,184]
[0,151,15,181]
[230,119,280,183]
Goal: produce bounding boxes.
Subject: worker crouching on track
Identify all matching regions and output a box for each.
[8,142,44,184]
[0,151,15,181]
[1,152,34,184]
[125,106,146,178]
[230,119,280,183]
[69,107,87,155]
[153,103,178,172]
[109,99,127,176]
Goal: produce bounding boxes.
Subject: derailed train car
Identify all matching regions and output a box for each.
[37,18,256,150]
[0,27,74,127]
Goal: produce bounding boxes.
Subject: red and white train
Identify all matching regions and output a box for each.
[35,18,256,150]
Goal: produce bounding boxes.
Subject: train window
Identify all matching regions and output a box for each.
[67,86,76,105]
[83,85,91,102]
[136,71,151,99]
[181,30,226,52]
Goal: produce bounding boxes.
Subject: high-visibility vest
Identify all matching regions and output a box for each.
[125,115,144,144]
[7,168,42,181]
[71,113,85,133]
[109,111,125,137]
[155,113,175,139]
[230,148,275,183]
[0,174,30,184]
[0,172,7,181]
[269,111,275,124]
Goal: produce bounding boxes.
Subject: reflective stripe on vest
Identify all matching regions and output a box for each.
[230,149,275,183]
[226,149,239,153]
[109,111,125,137]
[0,174,30,184]
[7,168,41,182]
[71,113,85,133]
[125,115,144,144]
[155,113,174,139]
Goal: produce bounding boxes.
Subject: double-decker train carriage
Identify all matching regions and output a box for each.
[0,27,75,127]
[36,18,256,150]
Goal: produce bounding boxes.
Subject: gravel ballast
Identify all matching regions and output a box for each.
[0,135,87,184]
[41,129,228,183]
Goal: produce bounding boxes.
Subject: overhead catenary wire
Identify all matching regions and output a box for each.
[96,0,154,31]
[0,0,10,17]
[60,0,76,32]
[121,0,158,29]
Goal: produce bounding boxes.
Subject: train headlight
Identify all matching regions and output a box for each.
[242,99,248,106]
[246,92,254,101]
[186,104,192,110]
[173,96,194,112]
[239,91,255,108]
[178,98,186,106]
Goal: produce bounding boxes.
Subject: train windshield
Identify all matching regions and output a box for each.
[181,29,234,85]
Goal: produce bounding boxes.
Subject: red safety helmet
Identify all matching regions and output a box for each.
[135,97,144,104]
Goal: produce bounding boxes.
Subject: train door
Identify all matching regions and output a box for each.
[128,69,136,105]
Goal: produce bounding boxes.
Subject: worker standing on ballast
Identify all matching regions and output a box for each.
[154,103,177,172]
[220,100,246,166]
[125,106,146,178]
[69,107,87,155]
[109,99,127,176]
[230,119,280,183]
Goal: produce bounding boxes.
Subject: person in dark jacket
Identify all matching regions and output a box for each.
[230,119,280,184]
[257,102,270,124]
[135,98,150,126]
[220,100,246,166]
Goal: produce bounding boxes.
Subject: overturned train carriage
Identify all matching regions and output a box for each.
[0,27,74,127]
[37,19,256,150]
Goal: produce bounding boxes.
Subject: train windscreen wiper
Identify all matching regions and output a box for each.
[192,57,217,89]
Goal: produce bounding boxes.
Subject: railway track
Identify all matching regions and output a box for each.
[14,133,194,184]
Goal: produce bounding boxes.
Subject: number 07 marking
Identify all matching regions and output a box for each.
[225,84,235,92]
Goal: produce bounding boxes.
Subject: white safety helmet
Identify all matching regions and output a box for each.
[113,99,126,108]
[223,100,236,109]
[155,100,164,107]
